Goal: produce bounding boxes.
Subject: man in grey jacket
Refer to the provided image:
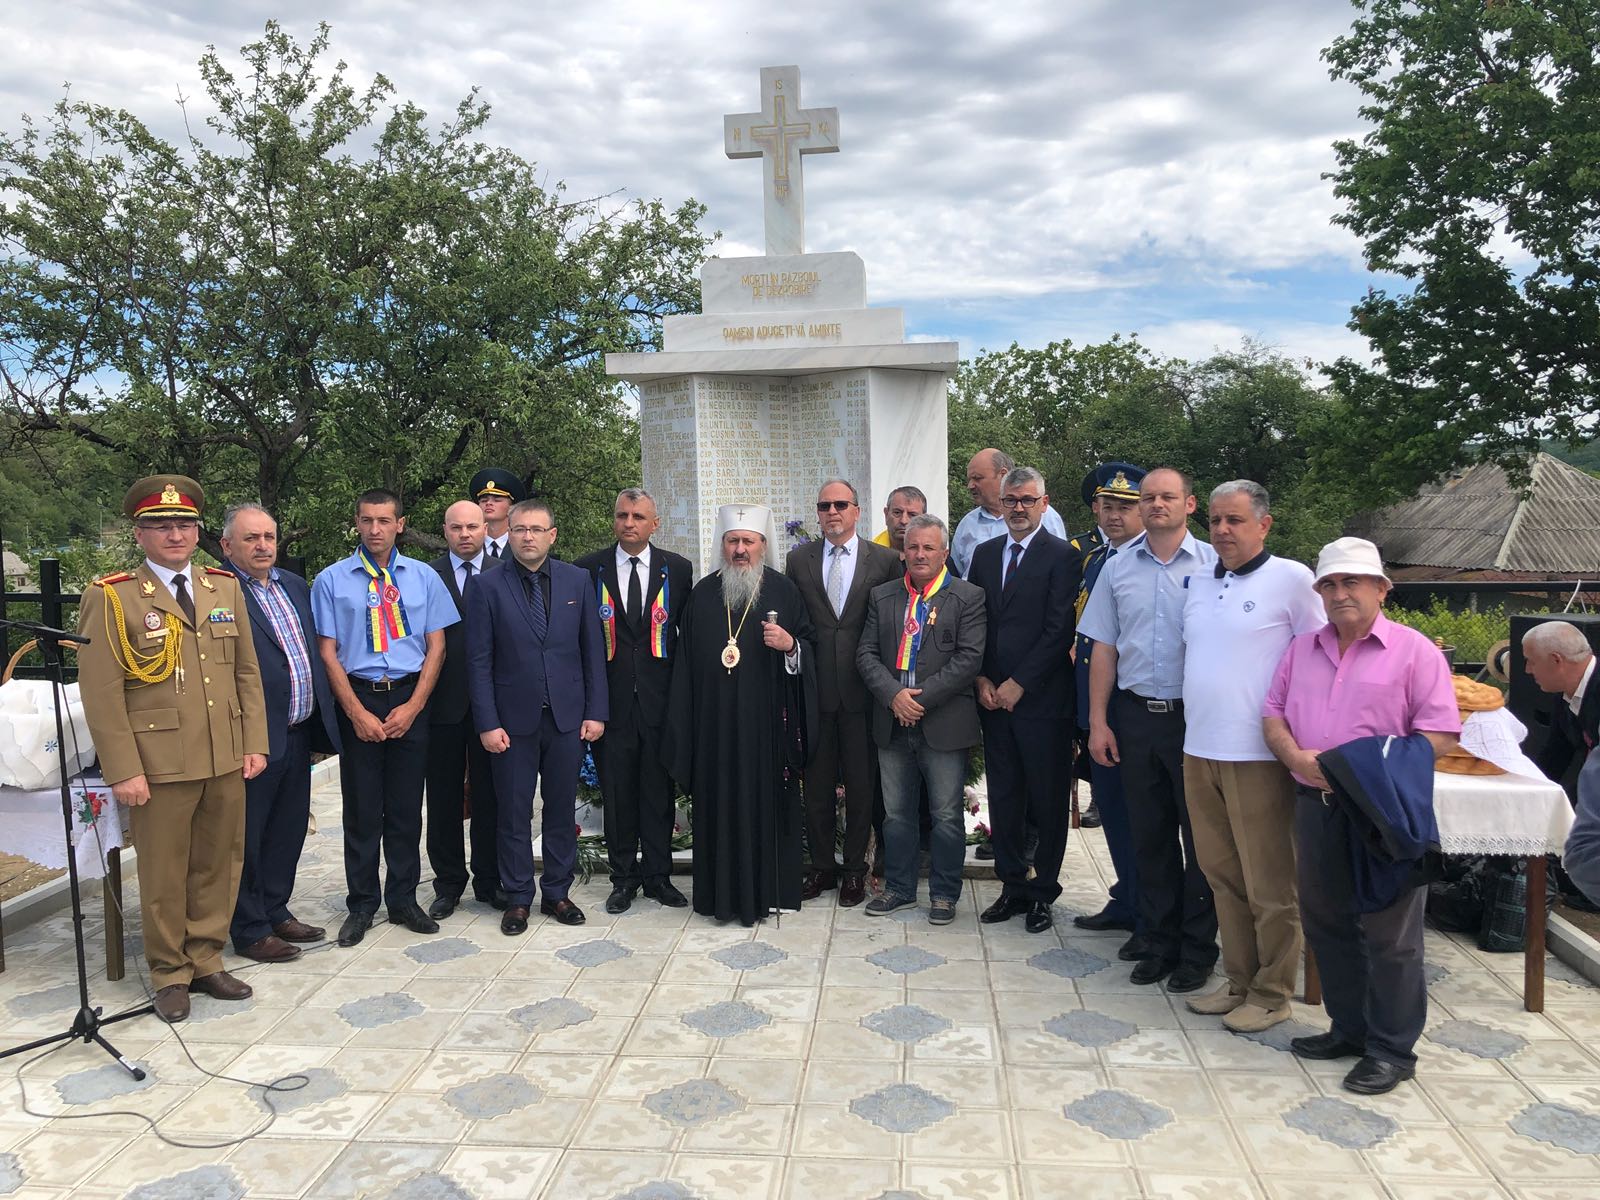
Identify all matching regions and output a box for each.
[1566,752,1600,907]
[856,515,987,924]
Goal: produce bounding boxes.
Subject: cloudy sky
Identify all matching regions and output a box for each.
[3,0,1385,368]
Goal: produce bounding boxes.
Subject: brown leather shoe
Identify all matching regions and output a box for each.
[801,870,836,902]
[153,984,190,1023]
[838,874,867,907]
[238,935,301,963]
[189,970,254,1001]
[539,898,586,926]
[501,905,530,935]
[272,918,326,943]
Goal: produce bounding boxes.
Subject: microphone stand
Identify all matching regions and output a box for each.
[0,617,152,1078]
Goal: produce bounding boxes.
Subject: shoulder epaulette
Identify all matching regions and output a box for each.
[204,566,235,576]
[93,572,135,587]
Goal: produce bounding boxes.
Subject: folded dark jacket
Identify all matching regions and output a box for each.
[1318,732,1439,913]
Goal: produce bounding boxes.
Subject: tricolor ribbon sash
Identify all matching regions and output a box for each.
[648,574,670,658]
[357,546,411,653]
[598,582,618,661]
[894,566,950,674]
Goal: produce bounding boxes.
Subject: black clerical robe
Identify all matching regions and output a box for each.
[665,566,817,925]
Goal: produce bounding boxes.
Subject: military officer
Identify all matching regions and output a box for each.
[470,468,527,562]
[76,475,270,1023]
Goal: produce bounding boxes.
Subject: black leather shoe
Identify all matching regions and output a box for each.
[388,903,441,934]
[644,879,689,908]
[541,898,587,925]
[1129,957,1176,985]
[501,905,530,936]
[337,911,374,947]
[1079,802,1102,828]
[973,842,995,860]
[1118,934,1155,962]
[1343,1056,1415,1094]
[980,894,1030,924]
[1290,1031,1366,1061]
[1166,963,1211,993]
[1073,906,1135,932]
[606,886,637,915]
[1024,901,1053,933]
[801,870,837,902]
[427,893,459,920]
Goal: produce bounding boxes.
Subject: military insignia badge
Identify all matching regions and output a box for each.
[1110,471,1129,491]
[141,580,156,596]
[144,611,163,631]
[160,483,180,505]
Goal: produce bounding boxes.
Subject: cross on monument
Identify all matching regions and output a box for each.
[724,65,839,257]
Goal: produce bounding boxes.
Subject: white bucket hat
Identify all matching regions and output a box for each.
[1313,536,1390,585]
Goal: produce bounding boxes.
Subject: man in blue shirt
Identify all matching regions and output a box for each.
[950,449,1067,577]
[1567,752,1600,907]
[313,488,459,947]
[1080,467,1219,992]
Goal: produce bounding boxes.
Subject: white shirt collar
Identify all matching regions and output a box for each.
[1006,525,1043,553]
[144,558,192,592]
[615,543,653,573]
[449,550,486,573]
[1570,657,1597,715]
[825,533,860,556]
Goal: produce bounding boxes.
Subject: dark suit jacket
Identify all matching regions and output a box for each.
[229,565,341,759]
[429,552,502,726]
[856,575,987,751]
[968,528,1082,721]
[573,543,693,736]
[464,557,608,736]
[1534,677,1600,801]
[786,536,902,713]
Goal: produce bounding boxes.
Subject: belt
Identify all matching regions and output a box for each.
[1119,689,1183,714]
[351,674,417,693]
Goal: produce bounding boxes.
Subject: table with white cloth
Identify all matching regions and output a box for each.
[0,775,132,980]
[1305,770,1574,1013]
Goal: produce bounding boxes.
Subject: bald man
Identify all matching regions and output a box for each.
[425,500,506,915]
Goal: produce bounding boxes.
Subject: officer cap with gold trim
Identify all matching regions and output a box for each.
[468,468,526,504]
[1079,461,1145,509]
[123,474,205,521]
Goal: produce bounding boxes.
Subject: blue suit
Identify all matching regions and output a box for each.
[227,565,341,950]
[465,556,608,906]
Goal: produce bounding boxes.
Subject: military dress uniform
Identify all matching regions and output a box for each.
[75,477,269,1015]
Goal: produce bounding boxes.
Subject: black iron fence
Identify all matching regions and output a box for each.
[0,559,79,681]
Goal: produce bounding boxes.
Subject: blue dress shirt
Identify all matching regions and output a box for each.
[311,548,459,680]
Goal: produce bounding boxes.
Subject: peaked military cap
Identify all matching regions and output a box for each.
[124,474,205,520]
[1079,461,1145,509]
[469,468,526,503]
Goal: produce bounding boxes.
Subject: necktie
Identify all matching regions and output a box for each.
[528,569,547,640]
[173,572,197,626]
[826,544,847,616]
[462,560,475,592]
[1003,542,1023,589]
[489,541,501,560]
[627,556,643,626]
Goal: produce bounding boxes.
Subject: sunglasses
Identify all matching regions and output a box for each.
[816,500,855,513]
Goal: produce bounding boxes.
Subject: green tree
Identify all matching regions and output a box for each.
[0,22,709,569]
[1321,0,1600,502]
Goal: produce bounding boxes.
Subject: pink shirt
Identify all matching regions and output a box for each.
[1262,612,1461,786]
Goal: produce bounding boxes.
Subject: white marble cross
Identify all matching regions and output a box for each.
[724,65,839,257]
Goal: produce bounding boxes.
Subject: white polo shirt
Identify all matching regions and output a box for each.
[1181,552,1324,760]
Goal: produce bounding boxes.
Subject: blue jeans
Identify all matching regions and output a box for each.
[878,726,968,903]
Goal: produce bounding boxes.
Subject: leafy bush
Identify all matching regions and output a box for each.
[1385,600,1510,664]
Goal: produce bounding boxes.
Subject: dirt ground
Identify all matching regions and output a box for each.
[1556,898,1600,941]
[0,851,63,903]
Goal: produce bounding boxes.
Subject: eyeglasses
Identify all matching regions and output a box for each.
[816,500,855,512]
[137,520,199,532]
[999,495,1042,509]
[510,525,553,536]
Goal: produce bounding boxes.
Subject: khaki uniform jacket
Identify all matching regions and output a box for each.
[76,563,270,785]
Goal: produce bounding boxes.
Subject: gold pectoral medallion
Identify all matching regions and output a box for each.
[721,640,741,672]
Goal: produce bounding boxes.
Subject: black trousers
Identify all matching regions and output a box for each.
[979,709,1071,903]
[805,707,876,878]
[338,683,429,914]
[424,713,500,901]
[1296,786,1428,1067]
[231,721,312,950]
[1114,692,1217,968]
[595,705,676,889]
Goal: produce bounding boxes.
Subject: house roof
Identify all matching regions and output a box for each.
[1350,453,1600,573]
[2,548,28,578]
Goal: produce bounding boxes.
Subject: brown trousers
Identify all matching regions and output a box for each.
[128,773,246,989]
[1183,755,1302,1008]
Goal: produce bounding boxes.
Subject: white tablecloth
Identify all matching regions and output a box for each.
[1433,770,1573,856]
[0,775,126,880]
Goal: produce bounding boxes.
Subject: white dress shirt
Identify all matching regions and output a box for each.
[1571,656,1597,716]
[143,558,196,605]
[822,534,860,616]
[449,549,487,595]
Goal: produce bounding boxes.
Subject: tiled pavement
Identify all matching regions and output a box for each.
[2,773,1600,1199]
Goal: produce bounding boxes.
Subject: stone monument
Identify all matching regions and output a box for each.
[606,65,957,573]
